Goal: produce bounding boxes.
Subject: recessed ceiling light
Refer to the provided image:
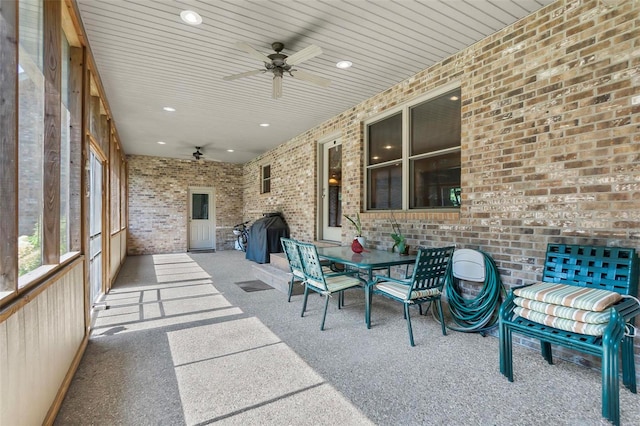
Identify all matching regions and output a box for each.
[157,141,166,145]
[450,96,459,101]
[180,10,202,25]
[227,149,234,152]
[259,123,270,127]
[163,106,176,112]
[372,156,380,160]
[336,60,352,69]
[384,145,393,149]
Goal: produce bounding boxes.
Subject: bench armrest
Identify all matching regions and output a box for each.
[613,297,640,324]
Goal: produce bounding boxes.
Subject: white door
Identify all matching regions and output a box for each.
[188,187,215,250]
[320,139,342,241]
[89,151,103,306]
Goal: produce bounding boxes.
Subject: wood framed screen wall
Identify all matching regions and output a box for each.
[1,0,128,424]
[0,0,129,308]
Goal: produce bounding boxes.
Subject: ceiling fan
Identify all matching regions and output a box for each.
[223,41,331,99]
[192,147,204,160]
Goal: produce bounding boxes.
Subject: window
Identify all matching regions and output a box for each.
[18,0,45,278]
[366,85,461,210]
[261,164,271,193]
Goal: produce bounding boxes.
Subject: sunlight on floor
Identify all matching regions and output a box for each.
[167,317,373,425]
[91,254,242,336]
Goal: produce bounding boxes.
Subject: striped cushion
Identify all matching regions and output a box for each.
[514,307,609,336]
[325,275,363,293]
[513,282,621,312]
[294,266,335,280]
[375,282,441,301]
[513,297,613,324]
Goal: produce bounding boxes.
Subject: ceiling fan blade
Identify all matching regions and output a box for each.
[290,69,331,88]
[234,41,272,63]
[285,44,323,66]
[223,69,264,81]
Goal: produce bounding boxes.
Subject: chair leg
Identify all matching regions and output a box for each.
[602,336,621,425]
[622,335,637,393]
[301,285,310,317]
[287,277,295,302]
[404,303,415,346]
[435,299,447,336]
[320,294,330,331]
[499,322,514,382]
[541,341,553,364]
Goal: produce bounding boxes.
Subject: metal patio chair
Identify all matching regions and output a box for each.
[297,241,365,330]
[370,246,455,346]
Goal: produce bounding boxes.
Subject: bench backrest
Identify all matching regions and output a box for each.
[542,244,639,296]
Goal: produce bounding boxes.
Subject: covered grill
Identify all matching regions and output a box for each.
[245,213,290,263]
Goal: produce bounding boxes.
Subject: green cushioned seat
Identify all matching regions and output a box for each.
[499,244,640,426]
[297,241,365,331]
[370,246,455,346]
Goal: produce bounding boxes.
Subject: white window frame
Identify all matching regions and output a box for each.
[261,164,271,194]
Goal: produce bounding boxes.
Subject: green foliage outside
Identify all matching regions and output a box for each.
[18,222,41,276]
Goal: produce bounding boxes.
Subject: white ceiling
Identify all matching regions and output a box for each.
[76,0,553,163]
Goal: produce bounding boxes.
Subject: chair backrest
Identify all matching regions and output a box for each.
[296,242,327,291]
[452,248,485,282]
[542,243,638,295]
[281,237,304,278]
[410,246,455,292]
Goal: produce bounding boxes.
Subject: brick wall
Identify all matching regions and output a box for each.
[242,0,640,371]
[127,155,243,254]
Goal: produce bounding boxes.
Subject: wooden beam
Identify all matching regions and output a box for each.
[0,0,18,295]
[43,0,62,265]
[63,0,86,46]
[68,46,83,252]
[61,0,81,47]
[80,48,91,335]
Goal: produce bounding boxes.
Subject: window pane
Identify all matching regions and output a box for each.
[368,112,402,165]
[262,165,271,193]
[368,165,402,210]
[192,194,209,220]
[60,31,71,254]
[18,0,44,278]
[410,152,461,209]
[411,88,461,156]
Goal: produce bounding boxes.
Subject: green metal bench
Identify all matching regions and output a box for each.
[499,244,639,425]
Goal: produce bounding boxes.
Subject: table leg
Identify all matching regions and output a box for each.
[366,268,373,329]
[365,284,371,329]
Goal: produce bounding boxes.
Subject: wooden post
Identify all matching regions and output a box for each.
[0,0,18,295]
[43,0,62,265]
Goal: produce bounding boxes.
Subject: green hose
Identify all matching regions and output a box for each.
[443,250,506,333]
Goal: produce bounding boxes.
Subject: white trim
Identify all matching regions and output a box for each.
[318,134,342,242]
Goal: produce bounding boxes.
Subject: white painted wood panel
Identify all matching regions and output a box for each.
[110,231,121,279]
[0,261,85,426]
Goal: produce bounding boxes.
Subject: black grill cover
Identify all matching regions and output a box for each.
[245,213,290,263]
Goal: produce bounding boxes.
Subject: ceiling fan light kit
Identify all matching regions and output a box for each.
[224,41,331,99]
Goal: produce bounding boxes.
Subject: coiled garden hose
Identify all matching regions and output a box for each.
[442,251,506,333]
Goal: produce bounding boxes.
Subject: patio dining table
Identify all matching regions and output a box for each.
[316,246,416,329]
